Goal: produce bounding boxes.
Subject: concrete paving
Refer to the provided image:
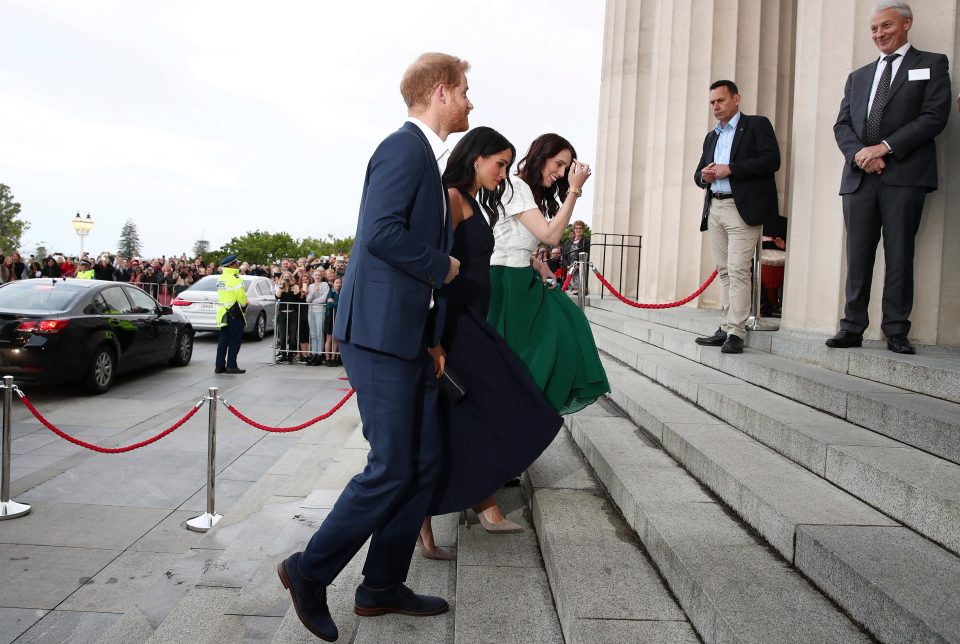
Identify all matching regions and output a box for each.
[0,333,356,643]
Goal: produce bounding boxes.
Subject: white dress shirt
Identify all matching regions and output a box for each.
[867,42,911,116]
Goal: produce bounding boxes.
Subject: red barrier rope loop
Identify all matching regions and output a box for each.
[16,388,205,454]
[221,388,355,433]
[561,272,574,292]
[591,265,719,309]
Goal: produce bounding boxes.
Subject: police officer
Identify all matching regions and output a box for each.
[76,259,95,279]
[215,254,248,374]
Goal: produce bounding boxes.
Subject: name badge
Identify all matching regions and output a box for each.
[908,68,931,81]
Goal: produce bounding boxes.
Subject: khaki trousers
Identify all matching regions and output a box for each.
[707,198,761,339]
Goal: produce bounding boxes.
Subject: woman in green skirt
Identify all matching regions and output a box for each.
[488,133,610,415]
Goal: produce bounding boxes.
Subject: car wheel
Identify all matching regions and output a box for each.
[248,312,266,342]
[84,346,116,395]
[170,331,193,366]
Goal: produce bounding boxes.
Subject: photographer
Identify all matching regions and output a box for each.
[275,271,300,363]
[173,265,194,297]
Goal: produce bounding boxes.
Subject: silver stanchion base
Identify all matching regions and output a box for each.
[746,316,780,331]
[186,512,222,532]
[0,500,31,520]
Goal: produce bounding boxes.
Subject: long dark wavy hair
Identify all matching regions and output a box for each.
[443,126,515,227]
[515,133,577,218]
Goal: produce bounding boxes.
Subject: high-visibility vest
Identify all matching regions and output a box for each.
[216,268,248,327]
[76,269,95,279]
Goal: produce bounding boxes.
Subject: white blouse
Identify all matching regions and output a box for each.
[491,179,543,268]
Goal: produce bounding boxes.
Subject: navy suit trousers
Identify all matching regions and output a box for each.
[298,339,442,586]
[215,316,244,369]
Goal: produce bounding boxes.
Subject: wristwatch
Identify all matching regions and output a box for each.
[568,187,582,197]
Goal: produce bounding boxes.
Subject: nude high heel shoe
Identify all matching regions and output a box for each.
[417,535,455,561]
[474,509,523,534]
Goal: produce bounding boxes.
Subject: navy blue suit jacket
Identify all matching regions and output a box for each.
[834,47,951,194]
[334,122,453,360]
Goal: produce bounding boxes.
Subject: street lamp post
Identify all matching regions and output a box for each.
[71,212,95,257]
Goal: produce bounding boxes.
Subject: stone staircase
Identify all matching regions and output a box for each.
[89,297,960,643]
[574,296,960,642]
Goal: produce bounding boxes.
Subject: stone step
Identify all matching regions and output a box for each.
[591,322,960,556]
[587,305,960,465]
[587,296,960,404]
[521,427,698,643]
[565,406,869,642]
[94,410,361,644]
[452,483,564,644]
[587,357,960,643]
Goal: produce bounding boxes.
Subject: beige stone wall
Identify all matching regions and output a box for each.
[593,0,959,345]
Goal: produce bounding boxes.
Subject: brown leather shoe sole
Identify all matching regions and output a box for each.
[278,562,337,642]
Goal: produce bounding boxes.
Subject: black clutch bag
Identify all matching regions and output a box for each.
[439,367,468,404]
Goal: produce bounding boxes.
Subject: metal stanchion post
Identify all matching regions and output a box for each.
[746,237,779,331]
[187,387,222,532]
[1,376,31,519]
[577,251,588,311]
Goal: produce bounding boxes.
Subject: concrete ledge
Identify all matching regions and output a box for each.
[524,430,697,643]
[795,525,960,643]
[568,413,868,643]
[600,357,896,560]
[587,297,960,404]
[594,325,960,555]
[588,307,960,466]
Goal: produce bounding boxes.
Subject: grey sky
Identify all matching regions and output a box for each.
[2,1,605,259]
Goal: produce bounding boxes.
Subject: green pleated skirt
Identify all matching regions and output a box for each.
[488,265,610,415]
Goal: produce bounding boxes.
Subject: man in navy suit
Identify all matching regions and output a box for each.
[827,1,952,354]
[693,80,781,354]
[278,52,472,641]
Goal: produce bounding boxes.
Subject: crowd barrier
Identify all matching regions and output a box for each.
[273,301,341,365]
[0,376,355,530]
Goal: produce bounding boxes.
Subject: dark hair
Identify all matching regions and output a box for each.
[709,79,739,95]
[443,126,515,227]
[515,133,577,218]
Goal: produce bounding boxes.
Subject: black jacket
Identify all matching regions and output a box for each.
[834,46,951,194]
[694,113,781,231]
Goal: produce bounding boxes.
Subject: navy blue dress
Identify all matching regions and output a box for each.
[430,191,563,514]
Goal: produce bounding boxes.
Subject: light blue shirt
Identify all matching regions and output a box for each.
[711,111,740,194]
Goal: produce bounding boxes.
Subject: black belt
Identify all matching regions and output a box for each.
[711,192,734,200]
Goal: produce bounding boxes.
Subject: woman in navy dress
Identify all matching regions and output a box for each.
[418,127,563,559]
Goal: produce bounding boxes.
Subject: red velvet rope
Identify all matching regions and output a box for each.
[561,272,574,292]
[222,388,355,433]
[592,266,719,309]
[19,394,204,454]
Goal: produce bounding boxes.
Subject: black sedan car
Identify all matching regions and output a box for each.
[0,278,194,394]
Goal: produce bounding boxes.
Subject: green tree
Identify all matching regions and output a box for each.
[117,219,142,258]
[191,239,210,260]
[35,244,48,259]
[0,184,30,252]
[215,231,355,266]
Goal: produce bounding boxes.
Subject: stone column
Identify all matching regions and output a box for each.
[591,0,794,308]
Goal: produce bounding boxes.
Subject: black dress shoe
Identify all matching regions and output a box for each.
[225,367,246,374]
[278,553,338,642]
[354,582,449,617]
[214,367,225,374]
[721,334,744,354]
[825,329,863,348]
[886,335,915,354]
[695,327,728,346]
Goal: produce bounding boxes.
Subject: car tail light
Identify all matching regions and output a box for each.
[172,298,193,306]
[19,319,69,334]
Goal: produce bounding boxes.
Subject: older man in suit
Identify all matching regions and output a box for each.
[694,80,781,354]
[277,53,471,641]
[827,1,952,354]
